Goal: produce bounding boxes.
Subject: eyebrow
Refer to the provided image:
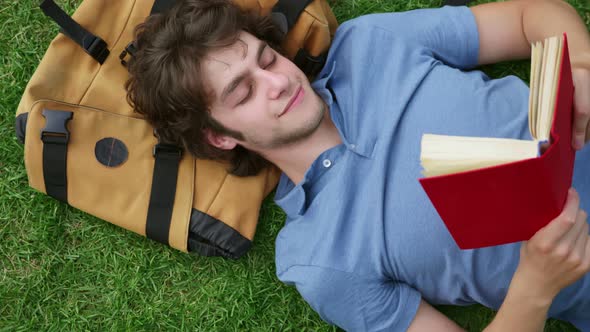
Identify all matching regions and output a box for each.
[220,40,268,103]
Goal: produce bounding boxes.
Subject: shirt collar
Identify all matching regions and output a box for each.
[312,60,375,159]
[311,60,337,106]
[275,174,306,216]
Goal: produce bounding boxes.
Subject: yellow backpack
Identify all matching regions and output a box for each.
[15,0,338,258]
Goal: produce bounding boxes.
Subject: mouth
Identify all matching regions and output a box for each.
[280,85,304,117]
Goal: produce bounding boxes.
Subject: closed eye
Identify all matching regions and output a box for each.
[263,55,277,69]
[237,55,275,106]
[237,82,253,106]
[236,48,276,106]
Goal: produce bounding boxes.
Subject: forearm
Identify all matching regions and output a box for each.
[522,0,590,68]
[473,0,590,66]
[483,268,554,332]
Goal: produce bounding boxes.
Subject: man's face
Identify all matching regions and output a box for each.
[202,31,326,152]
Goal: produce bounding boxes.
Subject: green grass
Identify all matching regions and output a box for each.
[1,0,588,331]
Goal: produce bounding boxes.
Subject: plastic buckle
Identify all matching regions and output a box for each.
[119,41,137,67]
[83,35,110,64]
[153,143,182,158]
[40,109,73,144]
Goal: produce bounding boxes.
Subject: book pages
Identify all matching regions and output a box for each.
[538,37,562,140]
[420,134,539,177]
[536,39,550,139]
[529,41,542,138]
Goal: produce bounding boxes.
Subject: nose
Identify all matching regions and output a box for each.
[259,69,289,100]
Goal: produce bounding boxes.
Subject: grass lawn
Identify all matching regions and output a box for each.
[1,0,588,330]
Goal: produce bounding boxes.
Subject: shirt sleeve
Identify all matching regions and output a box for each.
[279,265,422,331]
[339,6,480,69]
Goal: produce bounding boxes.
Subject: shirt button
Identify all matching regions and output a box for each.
[350,144,356,150]
[322,159,332,168]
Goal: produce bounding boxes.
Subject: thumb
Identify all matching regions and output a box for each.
[531,188,579,245]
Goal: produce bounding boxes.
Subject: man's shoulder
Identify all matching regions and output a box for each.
[333,13,391,39]
[334,6,473,42]
[328,9,430,59]
[335,8,433,34]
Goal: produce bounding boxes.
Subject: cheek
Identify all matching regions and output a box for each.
[276,56,302,75]
[221,106,265,130]
[209,105,238,130]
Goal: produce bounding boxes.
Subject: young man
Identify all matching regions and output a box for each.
[126,0,590,330]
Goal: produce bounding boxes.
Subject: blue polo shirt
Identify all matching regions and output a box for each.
[274,6,590,332]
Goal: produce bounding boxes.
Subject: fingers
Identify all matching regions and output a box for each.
[533,188,580,247]
[517,188,590,299]
[560,209,587,250]
[557,209,588,264]
[571,213,589,261]
[566,211,590,273]
[573,99,590,150]
[572,67,590,150]
[584,238,590,273]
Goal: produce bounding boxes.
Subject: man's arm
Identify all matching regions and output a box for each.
[407,300,465,332]
[483,189,590,331]
[407,189,590,332]
[407,2,590,330]
[471,0,590,150]
[471,0,589,67]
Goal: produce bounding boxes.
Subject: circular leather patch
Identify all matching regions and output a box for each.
[95,138,128,167]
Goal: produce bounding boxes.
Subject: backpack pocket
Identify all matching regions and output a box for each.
[23,99,194,251]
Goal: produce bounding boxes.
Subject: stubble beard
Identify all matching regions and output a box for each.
[245,101,327,150]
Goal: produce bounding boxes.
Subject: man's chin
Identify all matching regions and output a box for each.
[242,101,326,151]
[271,107,326,148]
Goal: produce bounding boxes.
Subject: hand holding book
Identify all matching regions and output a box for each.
[514,188,590,302]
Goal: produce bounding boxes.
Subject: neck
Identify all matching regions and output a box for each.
[264,112,341,185]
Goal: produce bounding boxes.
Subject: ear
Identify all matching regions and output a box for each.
[204,129,238,150]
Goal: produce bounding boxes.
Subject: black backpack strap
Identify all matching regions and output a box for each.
[145,143,182,245]
[40,109,73,203]
[117,0,182,246]
[272,0,313,31]
[444,0,473,6]
[15,113,28,144]
[40,0,110,64]
[271,0,328,77]
[294,49,327,78]
[150,0,178,15]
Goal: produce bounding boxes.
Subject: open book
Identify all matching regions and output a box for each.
[419,34,576,249]
[421,35,563,177]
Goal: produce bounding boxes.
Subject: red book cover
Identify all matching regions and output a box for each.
[419,34,575,249]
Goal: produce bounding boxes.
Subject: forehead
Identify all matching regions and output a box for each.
[209,31,258,64]
[202,32,260,95]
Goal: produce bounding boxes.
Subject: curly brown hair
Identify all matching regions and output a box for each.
[125,0,284,176]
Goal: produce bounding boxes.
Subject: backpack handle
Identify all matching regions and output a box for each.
[40,0,110,64]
